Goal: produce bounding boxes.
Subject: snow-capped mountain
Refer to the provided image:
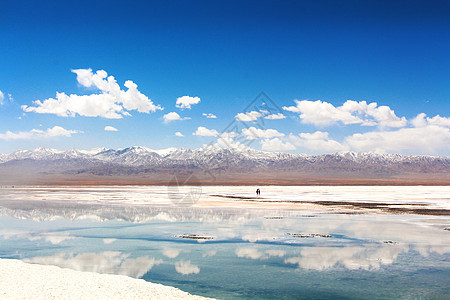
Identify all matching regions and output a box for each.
[0,146,448,184]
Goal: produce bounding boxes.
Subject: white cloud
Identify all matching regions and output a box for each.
[104,126,118,132]
[235,110,285,122]
[219,132,239,138]
[283,100,359,126]
[176,96,200,109]
[193,126,218,136]
[213,134,251,152]
[202,113,217,119]
[174,260,200,275]
[260,138,295,152]
[175,131,184,137]
[163,112,190,123]
[283,100,406,128]
[242,127,285,140]
[0,91,13,105]
[25,252,162,278]
[235,111,263,122]
[428,115,450,127]
[22,68,162,119]
[265,113,286,120]
[345,125,450,154]
[289,131,347,153]
[0,126,81,140]
[411,113,428,128]
[284,119,450,154]
[412,113,450,128]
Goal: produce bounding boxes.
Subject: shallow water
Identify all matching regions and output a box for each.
[0,186,449,299]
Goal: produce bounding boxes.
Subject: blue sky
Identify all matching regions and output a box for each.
[0,0,449,155]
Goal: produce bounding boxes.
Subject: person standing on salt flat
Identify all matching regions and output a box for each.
[256,188,260,196]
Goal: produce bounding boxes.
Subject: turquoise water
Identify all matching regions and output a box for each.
[0,192,449,299]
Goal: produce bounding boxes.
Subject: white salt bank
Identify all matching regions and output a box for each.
[0,259,213,300]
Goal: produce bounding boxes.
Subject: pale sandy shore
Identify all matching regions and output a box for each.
[0,259,213,300]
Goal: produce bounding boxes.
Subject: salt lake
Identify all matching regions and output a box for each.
[0,186,449,299]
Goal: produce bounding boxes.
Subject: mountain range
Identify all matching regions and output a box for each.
[0,146,449,185]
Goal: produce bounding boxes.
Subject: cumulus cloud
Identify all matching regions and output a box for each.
[265,113,286,120]
[174,260,200,275]
[25,251,162,278]
[260,138,295,152]
[283,100,406,128]
[176,96,200,109]
[242,127,285,140]
[412,113,450,128]
[193,126,219,136]
[104,126,118,132]
[22,69,162,119]
[289,131,347,153]
[235,111,263,122]
[213,133,252,152]
[175,131,184,137]
[345,125,450,154]
[0,126,81,140]
[163,112,190,123]
[287,122,450,154]
[428,115,450,127]
[202,113,217,119]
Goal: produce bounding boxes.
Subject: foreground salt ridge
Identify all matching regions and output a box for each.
[0,259,213,300]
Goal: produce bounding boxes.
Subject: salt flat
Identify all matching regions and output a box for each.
[0,185,449,299]
[0,258,212,299]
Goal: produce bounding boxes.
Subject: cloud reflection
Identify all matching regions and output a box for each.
[0,229,74,245]
[285,244,408,270]
[174,260,200,275]
[202,250,217,257]
[236,247,268,260]
[162,248,181,258]
[25,251,162,278]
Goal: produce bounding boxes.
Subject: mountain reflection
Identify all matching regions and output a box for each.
[1,193,449,274]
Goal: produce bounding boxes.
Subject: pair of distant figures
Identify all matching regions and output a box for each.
[256,188,261,196]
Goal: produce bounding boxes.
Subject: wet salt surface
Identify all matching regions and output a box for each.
[0,186,449,299]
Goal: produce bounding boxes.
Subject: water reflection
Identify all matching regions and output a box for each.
[24,252,162,278]
[284,244,408,270]
[175,260,200,275]
[1,188,449,299]
[0,228,74,245]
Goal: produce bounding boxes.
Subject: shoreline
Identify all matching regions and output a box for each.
[0,259,212,299]
[2,180,450,186]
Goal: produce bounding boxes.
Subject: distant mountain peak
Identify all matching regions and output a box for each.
[0,147,448,181]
